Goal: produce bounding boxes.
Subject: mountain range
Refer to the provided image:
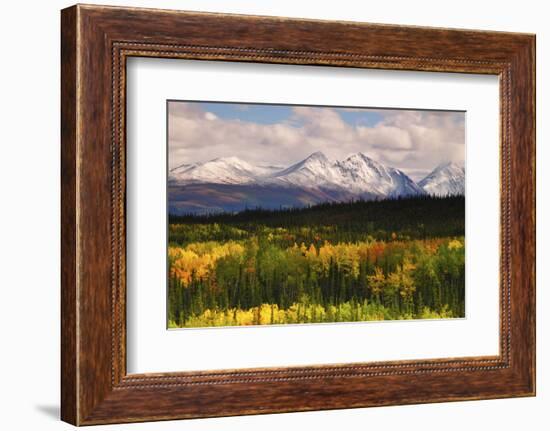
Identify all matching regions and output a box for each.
[169,152,464,215]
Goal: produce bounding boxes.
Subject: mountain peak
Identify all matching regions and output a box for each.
[304,151,329,162]
[419,162,465,196]
[270,151,335,185]
[336,152,424,197]
[169,151,463,202]
[169,155,263,185]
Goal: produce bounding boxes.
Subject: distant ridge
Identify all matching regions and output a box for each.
[168,152,464,214]
[418,162,465,197]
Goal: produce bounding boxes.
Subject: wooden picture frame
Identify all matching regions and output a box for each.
[61,4,535,425]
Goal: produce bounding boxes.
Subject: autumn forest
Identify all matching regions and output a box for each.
[167,196,465,328]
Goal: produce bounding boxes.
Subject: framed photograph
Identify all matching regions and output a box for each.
[165,100,466,330]
[61,4,535,425]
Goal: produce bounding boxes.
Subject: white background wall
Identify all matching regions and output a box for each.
[0,0,546,429]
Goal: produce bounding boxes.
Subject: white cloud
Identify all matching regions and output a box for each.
[168,102,464,178]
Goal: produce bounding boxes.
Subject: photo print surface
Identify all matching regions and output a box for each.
[167,101,465,328]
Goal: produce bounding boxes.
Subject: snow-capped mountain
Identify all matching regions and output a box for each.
[169,156,276,185]
[168,152,463,214]
[268,151,344,189]
[170,152,424,198]
[418,162,465,196]
[336,153,425,197]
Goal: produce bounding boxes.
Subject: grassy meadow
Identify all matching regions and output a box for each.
[167,196,465,328]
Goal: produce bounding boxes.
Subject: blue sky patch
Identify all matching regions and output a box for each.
[188,101,384,127]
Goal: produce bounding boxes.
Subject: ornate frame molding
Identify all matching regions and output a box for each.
[61,5,535,425]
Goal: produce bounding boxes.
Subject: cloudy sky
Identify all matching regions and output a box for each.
[168,100,465,181]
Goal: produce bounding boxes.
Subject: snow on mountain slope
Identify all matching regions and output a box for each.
[336,153,425,197]
[266,152,423,197]
[170,151,428,199]
[418,162,465,196]
[169,156,273,185]
[267,151,344,188]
